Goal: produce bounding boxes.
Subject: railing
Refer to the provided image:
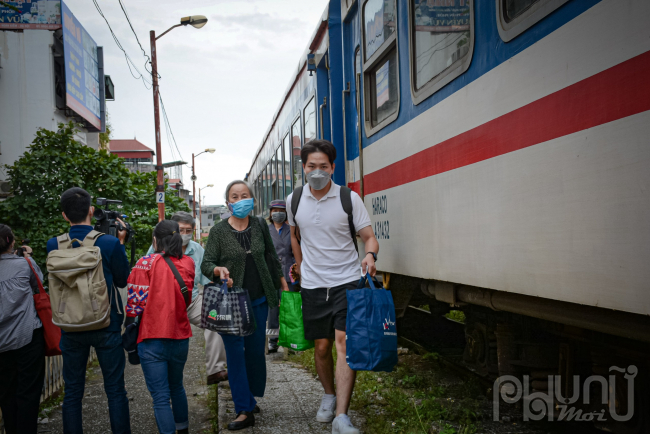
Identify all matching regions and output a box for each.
[0,349,97,434]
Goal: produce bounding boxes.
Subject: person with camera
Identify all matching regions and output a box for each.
[46,187,131,434]
[146,211,228,385]
[0,224,46,434]
[126,220,195,434]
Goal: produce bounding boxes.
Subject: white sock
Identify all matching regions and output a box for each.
[336,414,351,424]
[322,393,336,405]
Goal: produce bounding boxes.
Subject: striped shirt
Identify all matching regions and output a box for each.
[0,254,43,353]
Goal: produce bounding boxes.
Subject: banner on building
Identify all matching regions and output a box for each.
[0,0,62,30]
[61,1,101,130]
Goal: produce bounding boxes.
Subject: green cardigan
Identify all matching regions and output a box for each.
[201,217,282,307]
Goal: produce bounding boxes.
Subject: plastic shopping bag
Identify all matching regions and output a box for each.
[201,280,256,336]
[345,273,398,372]
[278,290,314,351]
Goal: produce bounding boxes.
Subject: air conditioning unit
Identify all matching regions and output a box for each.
[0,181,13,198]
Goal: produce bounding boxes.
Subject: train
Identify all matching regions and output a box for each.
[244,0,650,431]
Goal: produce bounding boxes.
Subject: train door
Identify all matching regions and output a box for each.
[342,3,363,197]
[317,52,331,143]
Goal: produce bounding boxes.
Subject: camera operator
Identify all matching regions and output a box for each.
[46,187,131,434]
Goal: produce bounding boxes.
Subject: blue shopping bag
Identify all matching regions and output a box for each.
[345,273,398,372]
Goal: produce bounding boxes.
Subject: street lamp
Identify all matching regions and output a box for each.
[192,148,216,238]
[198,184,214,241]
[150,15,208,222]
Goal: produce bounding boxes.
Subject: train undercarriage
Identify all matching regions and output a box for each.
[389,273,650,434]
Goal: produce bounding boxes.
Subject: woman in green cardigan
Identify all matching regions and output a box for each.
[201,180,289,431]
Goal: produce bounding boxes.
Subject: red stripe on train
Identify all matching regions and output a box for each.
[362,50,650,196]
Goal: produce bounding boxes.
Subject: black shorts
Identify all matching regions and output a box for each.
[301,281,357,340]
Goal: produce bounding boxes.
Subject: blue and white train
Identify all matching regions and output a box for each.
[246,1,650,430]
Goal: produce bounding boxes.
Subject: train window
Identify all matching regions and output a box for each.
[292,118,303,188]
[497,0,569,42]
[304,97,317,144]
[362,0,399,137]
[370,51,398,125]
[276,145,284,200]
[265,163,272,211]
[363,0,397,61]
[408,0,474,105]
[282,133,291,196]
[270,150,277,201]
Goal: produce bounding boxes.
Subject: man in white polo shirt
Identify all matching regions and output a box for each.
[287,140,379,434]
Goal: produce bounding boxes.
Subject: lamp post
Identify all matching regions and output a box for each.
[150,15,208,222]
[192,148,215,238]
[198,184,214,242]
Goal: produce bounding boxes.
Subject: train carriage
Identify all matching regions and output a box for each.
[247,0,650,430]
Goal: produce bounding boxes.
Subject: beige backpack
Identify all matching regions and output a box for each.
[46,230,112,332]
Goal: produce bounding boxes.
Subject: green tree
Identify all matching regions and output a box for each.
[0,122,190,271]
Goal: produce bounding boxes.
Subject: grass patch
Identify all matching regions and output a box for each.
[288,348,484,433]
[444,310,466,323]
[207,384,219,433]
[39,387,65,419]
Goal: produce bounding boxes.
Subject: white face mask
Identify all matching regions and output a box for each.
[181,234,192,246]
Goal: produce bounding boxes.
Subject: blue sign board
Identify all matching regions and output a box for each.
[61,1,101,129]
[0,0,61,30]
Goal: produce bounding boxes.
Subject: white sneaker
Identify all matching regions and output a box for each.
[332,414,360,434]
[316,394,336,423]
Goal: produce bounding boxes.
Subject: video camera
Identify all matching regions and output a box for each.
[14,238,30,257]
[94,198,136,266]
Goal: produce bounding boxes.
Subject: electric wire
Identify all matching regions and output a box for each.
[117,0,153,75]
[91,0,152,89]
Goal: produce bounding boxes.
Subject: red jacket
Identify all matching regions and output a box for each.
[127,253,195,343]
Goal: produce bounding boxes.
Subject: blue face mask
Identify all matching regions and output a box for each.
[228,198,255,218]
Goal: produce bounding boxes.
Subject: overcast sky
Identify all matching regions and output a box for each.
[64,0,329,206]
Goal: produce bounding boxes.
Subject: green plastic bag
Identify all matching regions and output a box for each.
[278,291,314,351]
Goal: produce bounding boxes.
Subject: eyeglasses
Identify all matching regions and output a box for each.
[179,228,193,235]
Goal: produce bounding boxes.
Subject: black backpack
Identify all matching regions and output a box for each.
[290,185,358,252]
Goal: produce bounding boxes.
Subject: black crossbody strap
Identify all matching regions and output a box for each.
[340,186,358,253]
[290,186,304,243]
[163,256,191,308]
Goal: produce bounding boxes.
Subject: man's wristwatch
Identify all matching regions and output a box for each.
[366,252,377,261]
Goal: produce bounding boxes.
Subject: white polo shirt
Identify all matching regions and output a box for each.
[287,182,372,289]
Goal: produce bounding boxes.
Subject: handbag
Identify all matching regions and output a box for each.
[345,273,398,372]
[122,255,191,365]
[25,258,62,356]
[278,290,314,351]
[201,280,256,336]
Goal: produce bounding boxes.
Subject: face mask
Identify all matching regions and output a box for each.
[181,234,192,246]
[306,169,331,190]
[271,212,286,223]
[228,198,255,218]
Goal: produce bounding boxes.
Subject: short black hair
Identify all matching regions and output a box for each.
[301,139,336,166]
[61,187,92,224]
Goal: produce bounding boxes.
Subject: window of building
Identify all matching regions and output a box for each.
[497,0,569,42]
[304,97,317,145]
[408,0,474,105]
[291,118,303,189]
[362,0,400,136]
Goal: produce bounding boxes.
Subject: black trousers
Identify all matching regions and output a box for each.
[0,327,45,434]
